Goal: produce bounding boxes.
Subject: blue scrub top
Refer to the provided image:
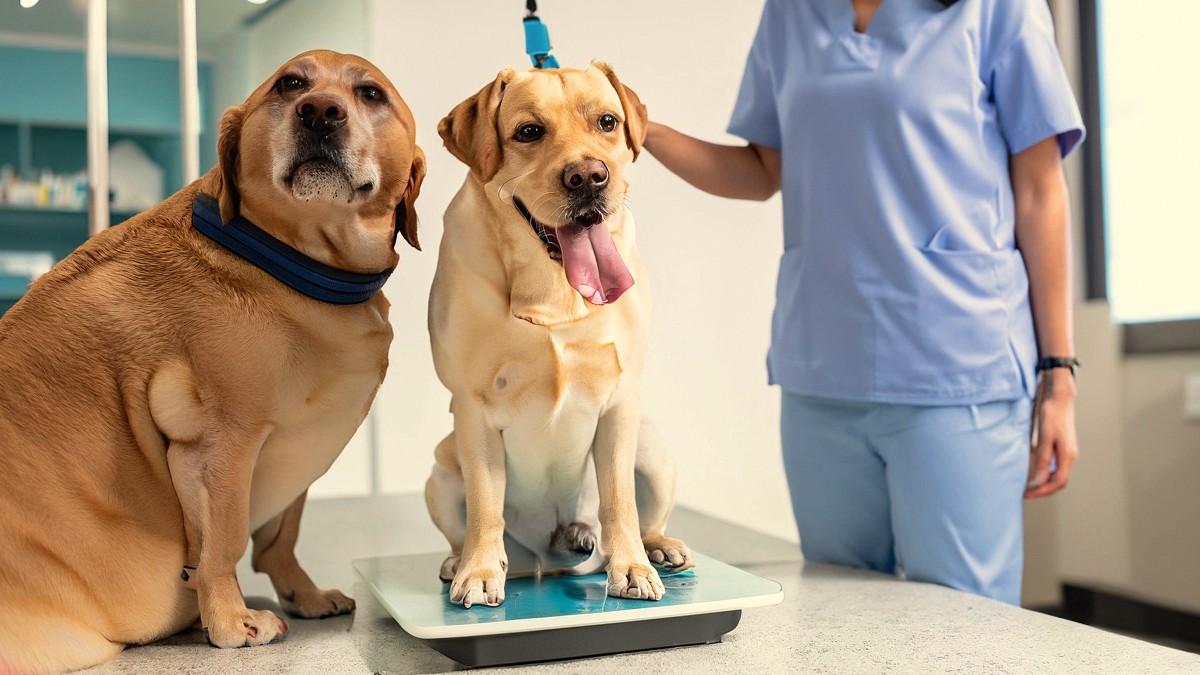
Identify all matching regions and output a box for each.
[729,0,1084,405]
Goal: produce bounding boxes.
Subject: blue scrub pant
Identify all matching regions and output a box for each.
[781,392,1031,605]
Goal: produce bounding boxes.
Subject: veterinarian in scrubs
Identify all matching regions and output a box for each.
[644,0,1083,604]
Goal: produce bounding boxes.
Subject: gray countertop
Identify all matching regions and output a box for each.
[84,494,1200,674]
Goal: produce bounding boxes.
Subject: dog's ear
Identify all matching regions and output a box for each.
[594,62,648,162]
[215,105,244,224]
[395,145,426,251]
[438,68,515,182]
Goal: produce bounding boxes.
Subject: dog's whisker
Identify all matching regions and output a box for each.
[501,184,558,246]
[496,169,536,204]
[529,192,558,215]
[526,193,562,238]
[512,191,562,248]
[614,191,634,218]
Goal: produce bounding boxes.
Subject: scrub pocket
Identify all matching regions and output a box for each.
[862,241,1020,400]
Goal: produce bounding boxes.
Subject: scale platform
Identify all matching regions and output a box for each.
[353,551,784,667]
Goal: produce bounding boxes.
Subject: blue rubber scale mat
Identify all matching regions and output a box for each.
[353,551,783,667]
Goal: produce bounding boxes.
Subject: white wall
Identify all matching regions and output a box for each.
[365,0,794,540]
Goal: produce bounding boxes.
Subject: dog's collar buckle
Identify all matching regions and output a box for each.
[190,194,394,305]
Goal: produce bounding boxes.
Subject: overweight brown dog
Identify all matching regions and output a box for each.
[425,63,693,609]
[0,50,424,673]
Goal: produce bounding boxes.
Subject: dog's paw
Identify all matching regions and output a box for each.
[280,587,355,619]
[606,559,665,601]
[438,555,460,582]
[206,608,288,648]
[643,534,695,571]
[551,522,597,554]
[546,522,598,568]
[449,558,507,608]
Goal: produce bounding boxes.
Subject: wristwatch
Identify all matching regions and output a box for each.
[1035,356,1080,377]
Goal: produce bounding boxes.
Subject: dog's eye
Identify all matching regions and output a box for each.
[514,123,545,143]
[598,114,618,133]
[277,75,307,93]
[357,85,385,102]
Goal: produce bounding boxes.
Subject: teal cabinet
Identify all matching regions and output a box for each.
[0,45,215,133]
[0,206,138,315]
[0,45,215,315]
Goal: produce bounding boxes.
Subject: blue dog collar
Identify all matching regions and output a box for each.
[190,194,393,305]
[523,1,559,69]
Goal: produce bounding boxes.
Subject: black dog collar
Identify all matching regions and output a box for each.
[191,194,393,305]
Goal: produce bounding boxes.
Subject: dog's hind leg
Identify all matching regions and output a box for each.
[252,490,355,619]
[0,612,123,674]
[426,433,468,582]
[543,461,604,574]
[634,417,694,571]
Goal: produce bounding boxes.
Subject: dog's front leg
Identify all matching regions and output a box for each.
[595,398,664,600]
[450,402,509,608]
[635,419,695,571]
[252,490,354,619]
[168,431,289,648]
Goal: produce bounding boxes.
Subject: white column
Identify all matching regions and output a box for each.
[179,0,200,185]
[86,0,109,236]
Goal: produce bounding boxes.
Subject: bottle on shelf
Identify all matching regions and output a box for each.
[0,166,88,211]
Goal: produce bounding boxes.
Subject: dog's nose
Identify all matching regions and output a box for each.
[563,159,609,192]
[296,95,348,134]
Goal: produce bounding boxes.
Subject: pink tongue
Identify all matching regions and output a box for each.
[557,222,634,305]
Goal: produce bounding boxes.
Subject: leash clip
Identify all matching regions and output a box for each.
[523,0,559,69]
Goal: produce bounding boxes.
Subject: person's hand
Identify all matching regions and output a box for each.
[1025,368,1079,498]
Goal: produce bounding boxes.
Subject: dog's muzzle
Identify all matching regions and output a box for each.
[283,93,375,201]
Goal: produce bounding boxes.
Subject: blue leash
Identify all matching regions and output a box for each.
[523,0,559,69]
[190,194,393,305]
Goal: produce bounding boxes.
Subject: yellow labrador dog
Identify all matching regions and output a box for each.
[0,50,424,673]
[425,63,692,609]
